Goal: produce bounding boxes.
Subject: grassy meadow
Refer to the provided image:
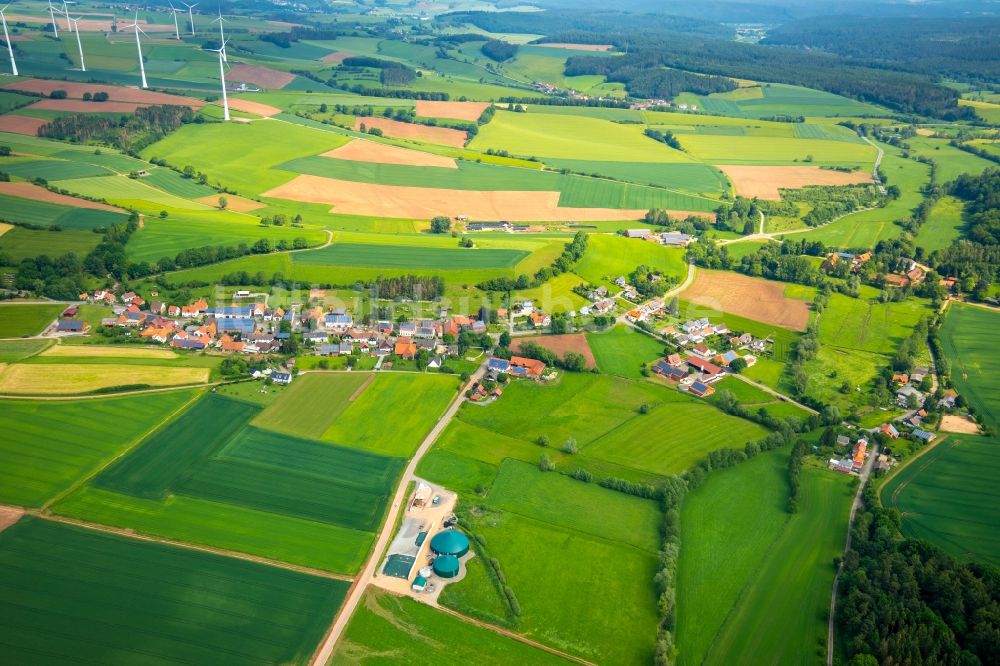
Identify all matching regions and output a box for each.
[940,303,1000,428]
[0,517,347,665]
[0,303,63,337]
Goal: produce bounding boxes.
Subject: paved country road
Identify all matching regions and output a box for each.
[309,365,485,666]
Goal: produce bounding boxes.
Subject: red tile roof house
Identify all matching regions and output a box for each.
[509,356,547,378]
[686,356,723,381]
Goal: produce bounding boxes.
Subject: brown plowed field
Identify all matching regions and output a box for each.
[262,175,647,222]
[321,52,351,63]
[716,165,872,200]
[353,117,467,148]
[29,99,143,113]
[322,139,457,168]
[0,115,45,135]
[514,334,596,368]
[226,98,282,117]
[0,182,125,212]
[1,79,203,107]
[415,100,489,121]
[939,415,980,434]
[195,194,265,212]
[681,268,810,331]
[226,64,296,89]
[536,43,613,51]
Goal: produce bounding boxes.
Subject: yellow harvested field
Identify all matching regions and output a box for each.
[681,268,810,331]
[40,345,179,359]
[716,165,873,200]
[353,117,467,148]
[195,194,265,212]
[322,139,457,168]
[0,364,208,394]
[262,175,647,222]
[415,100,489,121]
[915,128,936,137]
[225,98,283,117]
[0,222,12,238]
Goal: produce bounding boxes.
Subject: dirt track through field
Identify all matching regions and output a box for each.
[681,268,810,331]
[514,334,596,367]
[0,115,46,135]
[349,373,376,402]
[0,181,125,211]
[1,79,203,107]
[322,139,457,168]
[353,117,467,148]
[262,175,646,221]
[716,165,872,200]
[415,100,489,122]
[226,64,296,89]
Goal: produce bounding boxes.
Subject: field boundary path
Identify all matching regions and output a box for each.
[826,441,879,666]
[309,365,486,666]
[862,135,887,194]
[731,374,818,415]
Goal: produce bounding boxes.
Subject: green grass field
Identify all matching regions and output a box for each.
[471,110,692,162]
[338,588,572,665]
[252,372,372,440]
[676,83,886,119]
[903,135,996,183]
[322,373,458,457]
[0,193,129,230]
[294,242,527,269]
[0,339,51,363]
[676,134,875,166]
[0,517,347,665]
[0,226,101,262]
[583,400,769,477]
[818,289,930,355]
[677,451,853,665]
[0,303,64,337]
[882,435,1000,567]
[0,391,197,506]
[542,160,728,197]
[574,234,688,289]
[444,460,661,664]
[587,325,666,379]
[940,304,1000,429]
[915,195,966,252]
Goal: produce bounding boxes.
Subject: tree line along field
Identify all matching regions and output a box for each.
[676,451,854,665]
[0,517,347,665]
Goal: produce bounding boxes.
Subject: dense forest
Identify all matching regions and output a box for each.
[565,56,736,99]
[481,40,518,62]
[437,10,732,40]
[837,485,1000,664]
[565,42,970,119]
[764,16,1000,83]
[37,105,195,153]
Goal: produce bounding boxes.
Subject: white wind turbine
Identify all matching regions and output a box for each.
[168,2,181,39]
[60,0,73,32]
[211,11,226,61]
[207,40,228,120]
[122,12,148,89]
[182,1,196,35]
[46,1,58,37]
[68,15,83,70]
[0,4,18,76]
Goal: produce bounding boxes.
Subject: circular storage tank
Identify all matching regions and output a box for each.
[430,529,470,557]
[433,554,460,579]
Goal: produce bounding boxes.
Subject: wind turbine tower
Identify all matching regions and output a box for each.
[123,13,148,89]
[168,2,181,40]
[212,11,226,62]
[183,2,197,36]
[0,5,18,76]
[46,1,58,37]
[68,16,84,71]
[61,0,73,32]
[209,42,229,120]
